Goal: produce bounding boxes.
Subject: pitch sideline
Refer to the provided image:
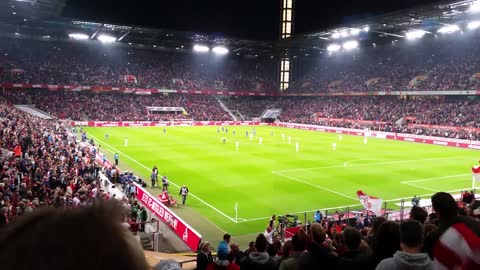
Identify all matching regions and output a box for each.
[237,187,471,223]
[88,134,239,224]
[89,134,473,226]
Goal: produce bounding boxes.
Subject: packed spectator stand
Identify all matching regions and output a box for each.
[1,28,480,270]
[0,90,479,270]
[6,89,478,140]
[287,33,480,93]
[0,97,148,231]
[0,38,278,94]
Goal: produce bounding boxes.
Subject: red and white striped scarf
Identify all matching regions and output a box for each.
[433,222,480,270]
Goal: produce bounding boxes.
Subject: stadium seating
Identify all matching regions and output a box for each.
[221,96,480,140]
[2,32,480,94]
[2,26,480,270]
[287,34,480,93]
[0,38,278,94]
[3,89,480,139]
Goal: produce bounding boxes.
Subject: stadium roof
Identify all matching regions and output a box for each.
[0,0,479,57]
[282,0,480,53]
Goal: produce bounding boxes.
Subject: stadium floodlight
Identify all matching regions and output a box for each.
[331,32,341,39]
[97,34,117,43]
[327,44,341,52]
[350,28,361,35]
[468,1,480,13]
[342,40,359,50]
[212,46,229,55]
[68,33,89,40]
[193,44,210,53]
[437,25,460,34]
[467,21,480,30]
[405,30,426,40]
[340,31,349,38]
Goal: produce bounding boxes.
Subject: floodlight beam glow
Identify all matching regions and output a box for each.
[350,28,361,35]
[342,40,359,50]
[68,33,89,40]
[212,46,229,55]
[193,44,210,53]
[97,34,117,43]
[331,32,340,39]
[468,1,480,13]
[405,30,426,40]
[437,25,460,34]
[327,44,341,52]
[467,21,480,30]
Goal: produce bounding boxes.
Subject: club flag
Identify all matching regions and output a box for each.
[357,190,383,215]
[123,75,138,84]
[182,109,188,116]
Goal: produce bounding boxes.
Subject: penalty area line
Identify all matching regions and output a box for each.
[274,156,468,173]
[88,134,238,224]
[400,173,472,193]
[272,171,358,201]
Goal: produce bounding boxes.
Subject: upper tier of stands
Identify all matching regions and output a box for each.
[287,33,480,93]
[0,38,278,94]
[1,33,480,94]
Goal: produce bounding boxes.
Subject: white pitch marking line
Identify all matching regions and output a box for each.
[89,134,238,223]
[236,187,471,223]
[401,182,439,192]
[272,171,358,201]
[400,174,470,184]
[343,159,383,167]
[274,156,468,173]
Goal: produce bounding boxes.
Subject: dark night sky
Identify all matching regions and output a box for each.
[63,0,440,40]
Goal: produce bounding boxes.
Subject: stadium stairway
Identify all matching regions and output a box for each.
[14,105,55,120]
[139,232,154,251]
[231,109,246,121]
[215,96,237,120]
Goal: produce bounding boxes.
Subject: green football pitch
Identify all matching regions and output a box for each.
[85,126,478,242]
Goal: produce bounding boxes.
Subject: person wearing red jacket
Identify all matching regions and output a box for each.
[13,144,22,158]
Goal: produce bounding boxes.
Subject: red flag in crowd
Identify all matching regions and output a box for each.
[356,190,383,215]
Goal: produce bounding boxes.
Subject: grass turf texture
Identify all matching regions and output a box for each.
[85,126,478,242]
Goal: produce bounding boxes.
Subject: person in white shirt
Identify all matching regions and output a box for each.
[72,196,80,207]
[264,227,274,244]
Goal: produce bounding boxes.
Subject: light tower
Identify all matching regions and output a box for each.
[279,0,294,91]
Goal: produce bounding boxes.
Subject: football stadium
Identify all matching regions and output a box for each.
[0,0,480,270]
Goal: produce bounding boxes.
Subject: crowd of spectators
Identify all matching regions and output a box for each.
[0,99,145,232]
[3,33,480,96]
[0,88,479,270]
[196,191,480,270]
[221,96,480,140]
[0,38,278,94]
[4,89,480,139]
[287,34,480,93]
[3,89,231,121]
